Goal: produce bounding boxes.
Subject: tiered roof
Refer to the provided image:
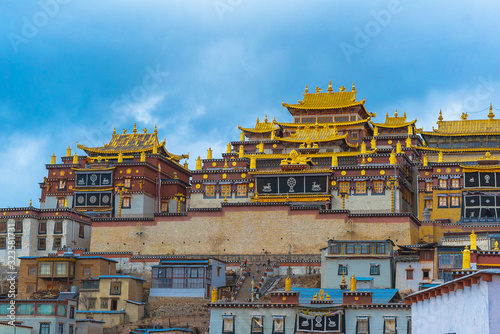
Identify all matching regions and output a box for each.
[371,110,417,129]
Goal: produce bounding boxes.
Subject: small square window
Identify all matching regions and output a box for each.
[375,243,387,254]
[40,323,50,334]
[38,221,46,234]
[101,299,108,309]
[15,236,22,249]
[339,181,350,194]
[438,196,447,208]
[426,182,433,192]
[329,243,341,254]
[14,220,22,233]
[161,201,169,212]
[0,221,6,233]
[370,263,380,275]
[221,185,231,198]
[237,184,247,197]
[355,181,366,194]
[83,267,91,276]
[346,243,356,254]
[205,185,215,197]
[273,316,285,333]
[58,180,66,190]
[352,132,359,140]
[57,198,65,208]
[451,178,460,188]
[53,237,62,250]
[122,197,131,208]
[79,224,85,238]
[384,317,396,334]
[422,270,430,279]
[425,199,433,210]
[110,282,121,295]
[124,178,131,188]
[338,264,348,275]
[406,269,413,280]
[222,315,234,333]
[356,317,369,334]
[360,243,371,254]
[29,267,36,276]
[373,181,384,194]
[0,237,5,249]
[439,179,447,189]
[451,196,460,207]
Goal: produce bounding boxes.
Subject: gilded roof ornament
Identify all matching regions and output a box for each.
[51,153,56,164]
[352,82,356,91]
[339,85,346,92]
[265,114,268,123]
[113,127,116,136]
[133,122,137,134]
[123,129,127,134]
[488,103,495,120]
[207,147,213,160]
[73,152,78,164]
[154,125,158,134]
[256,117,260,124]
[438,110,443,122]
[66,146,71,157]
[389,150,396,165]
[460,112,469,120]
[29,198,32,207]
[394,109,398,117]
[143,128,148,133]
[304,85,309,94]
[226,143,231,154]
[196,156,202,170]
[315,87,322,93]
[184,161,188,169]
[327,80,333,93]
[404,111,407,118]
[224,160,228,169]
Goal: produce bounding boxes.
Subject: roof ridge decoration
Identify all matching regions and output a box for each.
[77,125,189,163]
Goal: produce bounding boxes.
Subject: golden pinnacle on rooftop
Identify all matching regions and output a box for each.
[133,122,137,134]
[438,110,443,122]
[339,85,345,92]
[143,128,148,133]
[315,87,321,93]
[394,109,398,117]
[352,82,356,91]
[113,127,117,135]
[304,85,309,94]
[123,129,127,134]
[488,103,495,120]
[256,117,260,124]
[327,80,333,93]
[265,114,268,123]
[461,112,469,120]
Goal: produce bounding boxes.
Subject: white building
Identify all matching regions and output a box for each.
[405,269,500,334]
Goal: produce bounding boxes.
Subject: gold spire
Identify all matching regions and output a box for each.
[488,103,495,120]
[462,245,471,269]
[408,124,414,135]
[226,143,231,154]
[123,129,127,134]
[339,85,345,92]
[438,110,443,122]
[273,116,276,122]
[184,161,188,169]
[390,150,396,165]
[66,146,71,157]
[240,131,245,141]
[470,230,477,250]
[315,87,321,93]
[140,151,146,162]
[133,122,137,134]
[394,109,398,117]
[341,273,346,285]
[406,136,411,148]
[361,155,366,165]
[371,137,376,150]
[224,160,228,169]
[396,140,402,154]
[239,145,244,158]
[211,286,217,303]
[373,126,378,137]
[461,112,468,120]
[304,85,309,94]
[143,128,148,133]
[256,117,260,124]
[352,82,356,91]
[113,127,117,136]
[404,111,407,118]
[173,172,178,179]
[361,141,366,155]
[51,153,56,164]
[350,275,357,291]
[250,156,256,169]
[423,154,428,167]
[154,124,158,134]
[331,154,338,167]
[196,156,202,170]
[327,80,333,93]
[285,276,291,291]
[29,198,32,207]
[73,152,78,164]
[207,147,213,160]
[152,144,158,155]
[264,114,268,123]
[118,152,123,163]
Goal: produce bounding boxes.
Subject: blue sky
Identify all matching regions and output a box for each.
[1,0,500,207]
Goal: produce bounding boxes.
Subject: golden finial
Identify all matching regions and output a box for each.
[394,109,398,117]
[403,110,407,118]
[488,103,495,120]
[66,146,71,157]
[118,152,123,163]
[371,137,376,150]
[133,122,137,134]
[173,172,178,179]
[226,143,231,154]
[390,150,396,165]
[423,154,428,167]
[239,145,244,158]
[331,154,338,167]
[352,82,356,91]
[224,160,228,169]
[373,126,378,137]
[113,127,117,135]
[285,276,291,291]
[140,151,146,162]
[123,129,127,134]
[29,199,32,207]
[406,136,411,148]
[386,112,389,119]
[264,114,268,123]
[304,85,309,94]
[211,287,218,303]
[258,141,264,153]
[256,117,260,124]
[152,145,158,154]
[350,275,357,291]
[273,116,276,122]
[460,112,468,120]
[339,85,345,92]
[361,141,366,155]
[315,87,321,93]
[64,198,68,208]
[154,125,158,134]
[361,155,366,165]
[470,230,477,250]
[224,196,228,203]
[207,147,213,160]
[51,153,56,164]
[396,141,402,154]
[462,245,471,269]
[341,273,346,285]
[438,151,443,162]
[495,241,499,251]
[143,128,148,133]
[184,161,188,169]
[196,156,202,170]
[408,124,414,135]
[438,110,443,122]
[73,152,78,164]
[327,80,333,93]
[250,156,256,169]
[271,130,275,140]
[240,131,245,141]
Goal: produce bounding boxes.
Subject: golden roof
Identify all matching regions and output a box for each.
[78,125,189,162]
[238,115,280,133]
[371,110,416,128]
[244,150,375,160]
[282,82,365,110]
[276,118,370,128]
[277,125,348,143]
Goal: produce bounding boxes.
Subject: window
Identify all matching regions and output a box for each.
[221,185,231,197]
[422,269,430,280]
[237,184,247,197]
[251,316,264,333]
[318,117,333,123]
[101,298,108,309]
[205,185,215,197]
[122,197,131,208]
[40,323,50,334]
[439,179,447,189]
[360,243,371,254]
[58,324,64,334]
[39,221,47,234]
[222,315,234,333]
[303,117,316,123]
[338,264,348,275]
[161,201,169,212]
[339,181,350,194]
[54,221,62,234]
[0,237,5,249]
[69,325,74,334]
[38,237,46,250]
[17,303,34,315]
[451,196,460,207]
[110,282,121,295]
[355,181,366,194]
[375,243,387,254]
[53,237,62,250]
[58,179,66,190]
[425,199,433,210]
[79,224,85,238]
[124,178,131,188]
[83,267,91,276]
[15,236,21,249]
[40,263,51,276]
[352,132,359,140]
[384,317,396,334]
[426,182,432,192]
[273,316,285,333]
[438,196,447,208]
[81,280,99,290]
[57,198,65,208]
[37,304,54,315]
[89,298,96,309]
[373,181,384,194]
[370,264,380,275]
[57,304,66,317]
[407,317,412,334]
[14,220,22,233]
[55,263,67,276]
[356,316,369,334]
[29,267,36,276]
[28,285,34,293]
[69,306,75,319]
[451,178,459,188]
[351,116,356,121]
[0,221,6,233]
[346,243,356,254]
[329,243,341,254]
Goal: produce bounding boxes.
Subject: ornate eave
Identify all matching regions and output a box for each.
[411,145,500,153]
[276,118,370,128]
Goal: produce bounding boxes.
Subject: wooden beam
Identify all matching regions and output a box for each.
[482,273,493,282]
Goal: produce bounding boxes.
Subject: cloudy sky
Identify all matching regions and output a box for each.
[1,0,500,207]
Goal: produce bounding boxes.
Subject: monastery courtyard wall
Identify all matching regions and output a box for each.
[90,205,421,255]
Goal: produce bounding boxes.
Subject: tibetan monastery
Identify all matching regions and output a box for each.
[3,81,500,256]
